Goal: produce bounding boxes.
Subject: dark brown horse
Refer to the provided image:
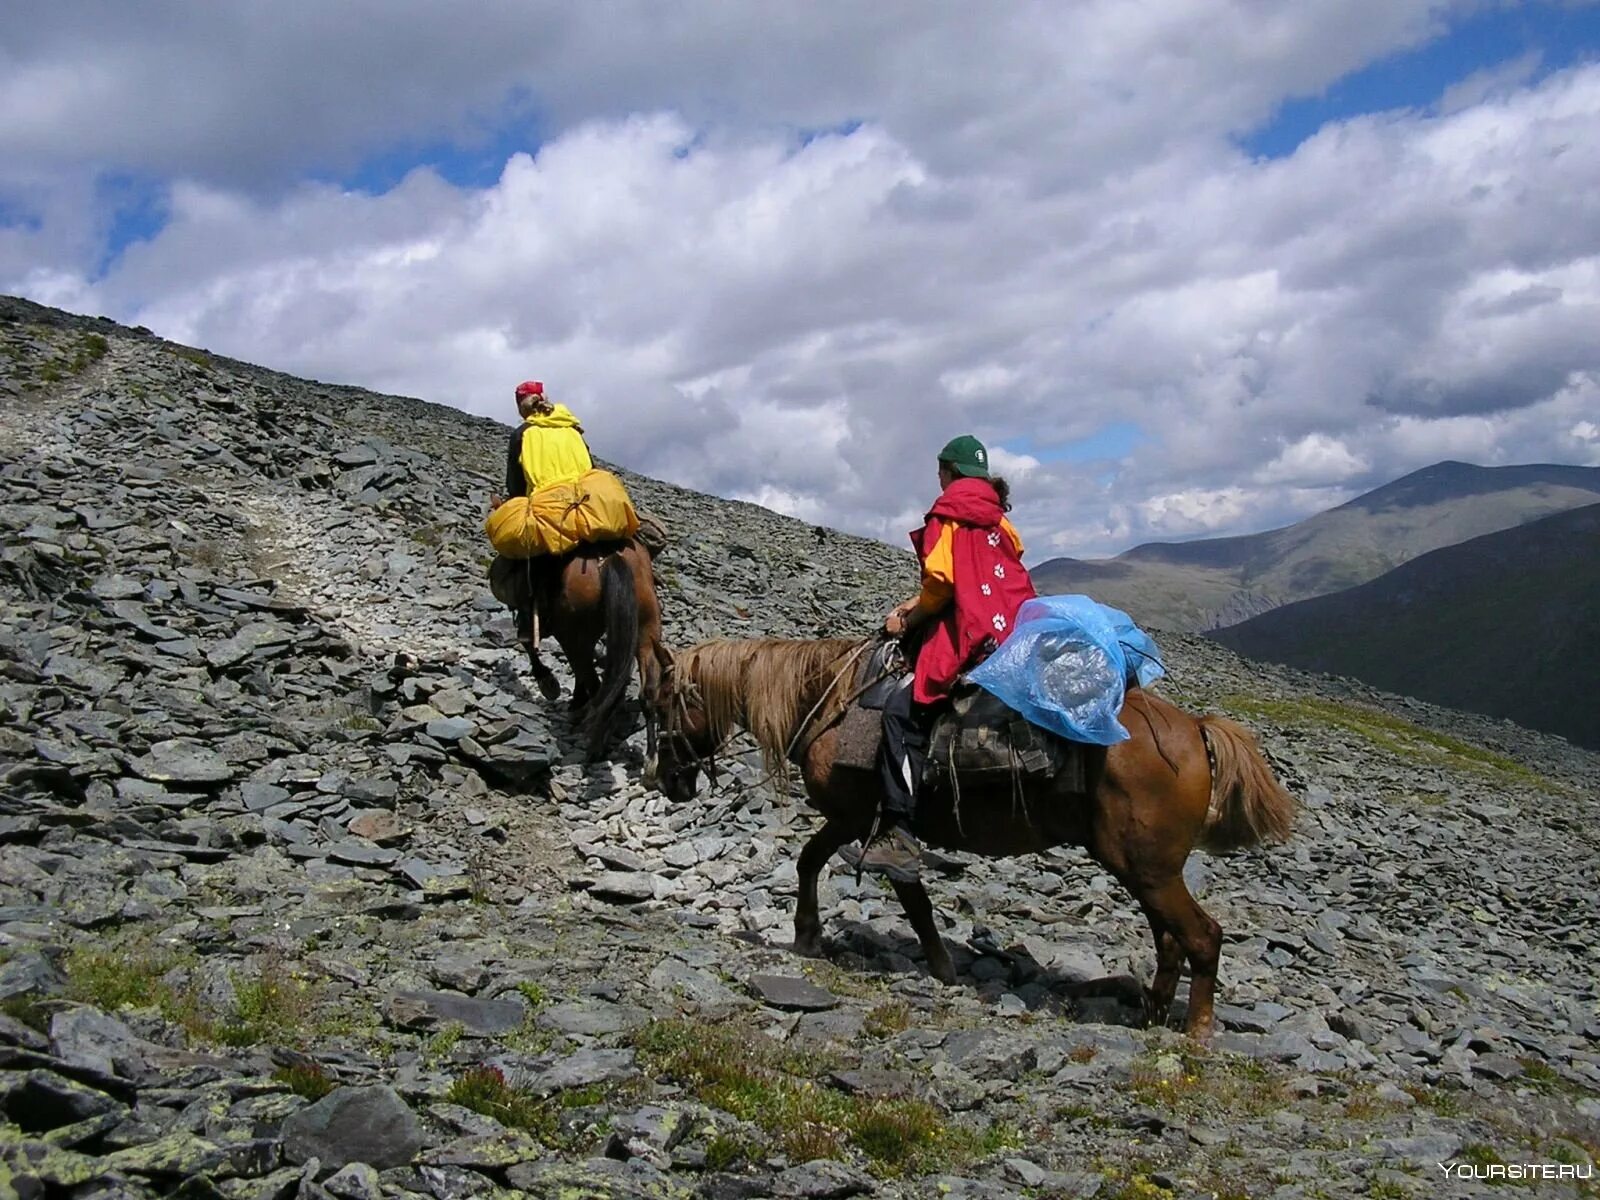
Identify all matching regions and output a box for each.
[491,538,669,761]
[648,635,1297,1040]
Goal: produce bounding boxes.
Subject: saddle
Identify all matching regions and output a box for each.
[832,643,1088,794]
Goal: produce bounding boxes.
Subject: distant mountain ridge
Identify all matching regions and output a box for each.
[1033,460,1600,630]
[1207,502,1600,750]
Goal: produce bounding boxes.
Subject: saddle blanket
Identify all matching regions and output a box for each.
[832,680,1088,794]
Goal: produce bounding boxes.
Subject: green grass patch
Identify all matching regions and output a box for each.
[447,1064,560,1140]
[704,1131,759,1171]
[632,1017,1019,1178]
[1098,1169,1178,1200]
[0,994,50,1032]
[443,1064,617,1150]
[1127,1047,1288,1121]
[515,981,550,1009]
[207,958,321,1046]
[1399,1082,1463,1117]
[423,1021,466,1065]
[64,934,338,1050]
[64,937,191,1011]
[864,1000,912,1038]
[272,1062,336,1100]
[1219,693,1556,790]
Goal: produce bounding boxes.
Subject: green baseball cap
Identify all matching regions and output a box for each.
[938,434,990,479]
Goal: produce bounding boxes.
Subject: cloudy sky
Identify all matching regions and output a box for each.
[4,2,1599,560]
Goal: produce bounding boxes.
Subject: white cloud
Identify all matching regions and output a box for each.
[986,446,1042,478]
[1254,434,1369,486]
[4,3,1599,560]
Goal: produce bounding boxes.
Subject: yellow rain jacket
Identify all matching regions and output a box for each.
[515,404,593,492]
[487,401,639,556]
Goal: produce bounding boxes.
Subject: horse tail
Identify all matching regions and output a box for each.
[1196,715,1297,853]
[584,553,640,756]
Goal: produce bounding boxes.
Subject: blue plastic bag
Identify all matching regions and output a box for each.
[965,594,1166,745]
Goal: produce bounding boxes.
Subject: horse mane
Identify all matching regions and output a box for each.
[672,635,866,782]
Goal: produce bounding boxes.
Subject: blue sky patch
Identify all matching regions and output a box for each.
[95,174,169,278]
[1014,421,1146,464]
[1242,2,1600,159]
[0,198,44,233]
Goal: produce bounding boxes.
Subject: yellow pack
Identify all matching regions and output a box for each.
[485,468,641,558]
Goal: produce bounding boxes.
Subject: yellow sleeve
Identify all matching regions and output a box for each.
[914,521,955,615]
[1001,517,1024,557]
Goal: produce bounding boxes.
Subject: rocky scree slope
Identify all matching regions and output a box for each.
[1,294,1598,1200]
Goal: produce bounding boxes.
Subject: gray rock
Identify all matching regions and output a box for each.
[327,840,401,866]
[646,959,749,1013]
[588,872,659,903]
[130,739,234,784]
[771,1160,876,1198]
[281,1085,424,1171]
[525,1047,640,1094]
[536,999,649,1037]
[0,1069,123,1131]
[323,1161,384,1200]
[748,974,839,1012]
[50,1007,154,1079]
[1372,1131,1463,1166]
[384,989,527,1036]
[0,950,65,1001]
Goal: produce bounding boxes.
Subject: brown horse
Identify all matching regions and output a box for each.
[492,538,669,762]
[648,634,1297,1040]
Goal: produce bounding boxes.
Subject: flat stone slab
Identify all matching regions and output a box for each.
[748,974,839,1012]
[384,989,526,1036]
[587,872,658,904]
[129,740,234,785]
[535,1000,650,1038]
[282,1084,424,1170]
[828,1068,926,1099]
[327,841,401,867]
[425,717,475,742]
[523,1047,639,1095]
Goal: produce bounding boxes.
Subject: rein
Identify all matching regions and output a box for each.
[781,637,886,764]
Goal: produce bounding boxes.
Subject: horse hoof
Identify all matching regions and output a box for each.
[1142,988,1172,1029]
[930,960,958,987]
[535,675,561,702]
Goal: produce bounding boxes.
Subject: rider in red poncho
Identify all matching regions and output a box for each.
[841,434,1037,882]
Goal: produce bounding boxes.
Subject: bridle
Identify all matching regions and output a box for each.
[654,661,731,790]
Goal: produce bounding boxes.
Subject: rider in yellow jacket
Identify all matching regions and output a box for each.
[505,380,593,496]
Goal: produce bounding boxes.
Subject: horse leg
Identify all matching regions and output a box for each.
[889,878,957,985]
[1140,915,1185,1029]
[794,820,854,958]
[518,605,563,701]
[1138,877,1223,1040]
[558,634,599,715]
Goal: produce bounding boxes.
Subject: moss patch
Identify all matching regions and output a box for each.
[63,935,342,1050]
[632,1017,1019,1178]
[1127,1047,1288,1121]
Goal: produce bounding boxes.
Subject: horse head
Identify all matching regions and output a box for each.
[643,648,720,803]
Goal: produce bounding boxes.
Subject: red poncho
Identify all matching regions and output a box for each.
[906,477,1037,706]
